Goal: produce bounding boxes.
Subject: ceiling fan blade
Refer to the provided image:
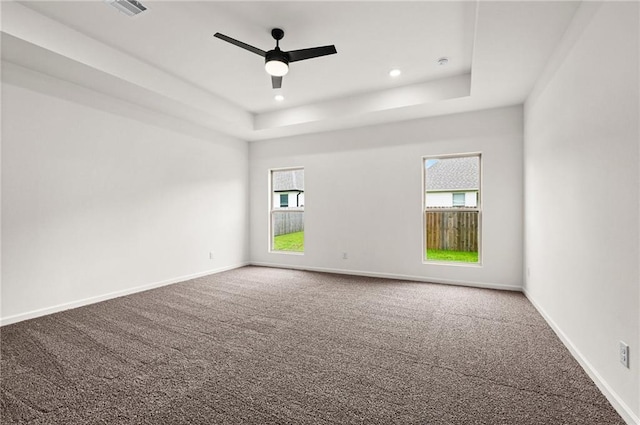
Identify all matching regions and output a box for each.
[214,33,266,57]
[287,45,337,62]
[272,76,282,89]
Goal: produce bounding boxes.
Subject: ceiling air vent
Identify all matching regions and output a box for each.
[105,0,147,17]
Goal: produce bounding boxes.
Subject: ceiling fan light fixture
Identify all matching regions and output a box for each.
[265,60,289,76]
[265,50,289,76]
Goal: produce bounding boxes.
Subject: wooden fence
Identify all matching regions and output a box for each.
[425,211,478,252]
[273,211,304,236]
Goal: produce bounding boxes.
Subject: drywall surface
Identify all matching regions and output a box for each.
[524,2,639,422]
[250,106,523,290]
[1,76,249,324]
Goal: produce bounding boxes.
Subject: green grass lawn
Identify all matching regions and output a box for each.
[426,249,478,263]
[273,231,304,252]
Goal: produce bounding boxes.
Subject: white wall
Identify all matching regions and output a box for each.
[250,106,523,290]
[463,191,477,207]
[524,2,639,423]
[425,191,477,208]
[273,192,304,209]
[1,74,249,324]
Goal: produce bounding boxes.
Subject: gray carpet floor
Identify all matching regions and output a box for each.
[1,266,625,424]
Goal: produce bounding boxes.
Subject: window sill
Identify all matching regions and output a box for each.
[422,260,482,267]
[269,251,304,256]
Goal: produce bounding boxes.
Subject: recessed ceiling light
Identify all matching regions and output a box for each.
[437,57,449,66]
[389,69,401,77]
[274,94,285,102]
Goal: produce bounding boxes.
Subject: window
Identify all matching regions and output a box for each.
[271,168,304,253]
[424,154,480,263]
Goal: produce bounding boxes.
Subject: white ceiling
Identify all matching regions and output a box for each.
[2,1,581,141]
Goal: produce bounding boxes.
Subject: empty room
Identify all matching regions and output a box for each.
[1,0,638,424]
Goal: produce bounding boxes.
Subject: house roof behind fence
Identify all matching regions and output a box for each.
[426,156,479,191]
[273,169,304,192]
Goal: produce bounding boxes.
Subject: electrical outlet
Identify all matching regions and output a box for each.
[209,251,215,260]
[620,341,629,368]
[527,267,531,277]
[342,252,348,260]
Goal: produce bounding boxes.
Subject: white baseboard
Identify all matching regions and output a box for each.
[0,262,249,326]
[250,262,522,291]
[523,289,640,425]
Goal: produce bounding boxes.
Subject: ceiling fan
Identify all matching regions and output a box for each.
[214,28,337,89]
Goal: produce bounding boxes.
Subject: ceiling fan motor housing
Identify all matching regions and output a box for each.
[265,49,289,66]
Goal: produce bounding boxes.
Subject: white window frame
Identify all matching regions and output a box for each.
[269,167,304,255]
[422,153,482,266]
